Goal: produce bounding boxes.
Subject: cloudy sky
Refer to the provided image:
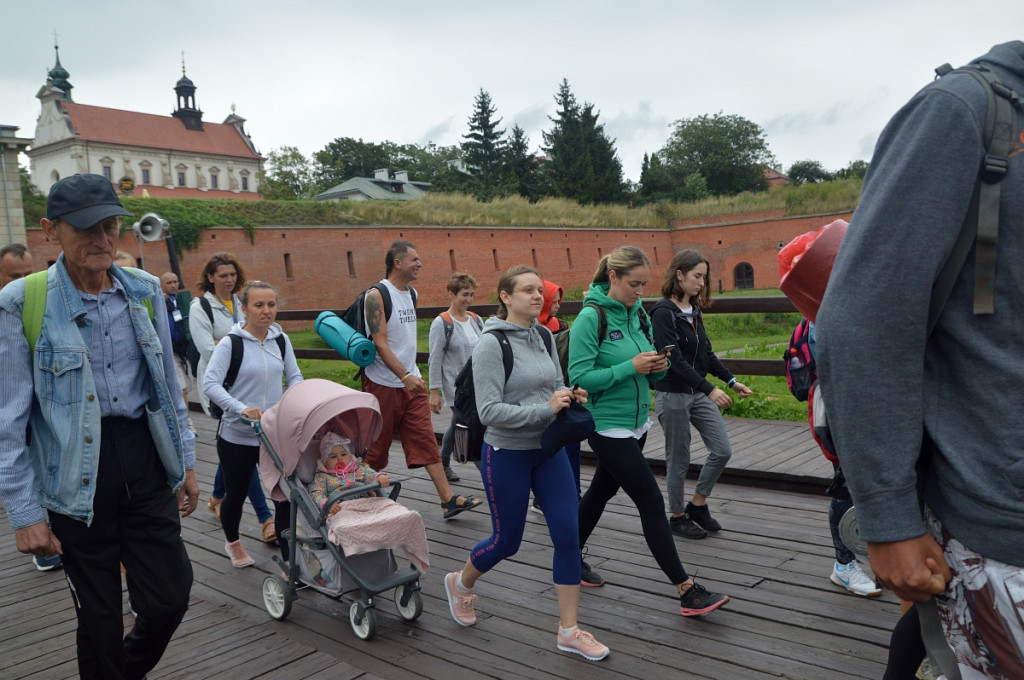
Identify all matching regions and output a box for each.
[3,1,1022,183]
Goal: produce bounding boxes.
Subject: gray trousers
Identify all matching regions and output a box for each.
[654,390,733,515]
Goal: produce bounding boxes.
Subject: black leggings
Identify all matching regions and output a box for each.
[579,432,689,585]
[883,605,927,680]
[216,437,260,543]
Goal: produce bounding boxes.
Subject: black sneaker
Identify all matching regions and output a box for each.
[670,514,707,539]
[686,502,721,533]
[580,548,605,587]
[679,580,729,616]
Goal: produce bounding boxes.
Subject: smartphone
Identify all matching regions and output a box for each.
[658,344,676,355]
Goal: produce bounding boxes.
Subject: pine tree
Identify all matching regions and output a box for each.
[461,88,506,200]
[503,124,540,201]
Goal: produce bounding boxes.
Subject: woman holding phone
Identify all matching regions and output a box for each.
[569,246,730,617]
[650,250,751,539]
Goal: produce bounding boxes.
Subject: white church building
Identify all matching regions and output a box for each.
[28,47,263,199]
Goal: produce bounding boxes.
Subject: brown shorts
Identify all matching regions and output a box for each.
[362,377,440,470]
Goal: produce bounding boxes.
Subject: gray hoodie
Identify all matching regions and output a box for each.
[817,42,1024,567]
[472,317,565,451]
[203,322,303,447]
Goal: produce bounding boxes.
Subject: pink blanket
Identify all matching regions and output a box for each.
[326,497,430,574]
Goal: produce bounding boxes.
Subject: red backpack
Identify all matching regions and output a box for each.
[784,318,816,402]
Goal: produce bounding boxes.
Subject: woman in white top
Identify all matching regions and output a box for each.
[428,273,483,481]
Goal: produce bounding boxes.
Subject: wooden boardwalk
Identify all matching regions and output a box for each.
[0,414,899,679]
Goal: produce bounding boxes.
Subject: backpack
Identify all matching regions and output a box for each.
[340,282,418,339]
[209,333,287,420]
[554,302,651,388]
[450,327,553,463]
[439,311,483,352]
[784,318,816,401]
[186,296,214,377]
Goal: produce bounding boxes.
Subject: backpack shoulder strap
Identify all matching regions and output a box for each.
[22,271,48,354]
[372,282,394,321]
[932,63,1021,323]
[485,329,514,383]
[222,334,245,390]
[410,286,418,307]
[468,311,483,329]
[199,295,214,324]
[583,302,608,345]
[440,311,454,352]
[274,335,287,358]
[538,325,554,355]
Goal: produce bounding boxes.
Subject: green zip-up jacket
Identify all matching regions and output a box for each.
[567,282,666,431]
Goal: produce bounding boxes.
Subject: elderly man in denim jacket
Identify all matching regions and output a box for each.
[0,174,199,680]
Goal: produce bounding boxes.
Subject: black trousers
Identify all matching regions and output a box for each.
[215,436,260,543]
[49,416,192,680]
[579,432,689,585]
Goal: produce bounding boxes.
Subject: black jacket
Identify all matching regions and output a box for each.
[649,298,733,396]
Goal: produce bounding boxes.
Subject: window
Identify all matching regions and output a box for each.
[346,251,356,277]
[734,262,755,290]
[283,253,293,279]
[211,174,219,189]
[241,176,249,191]
[178,172,186,187]
[449,249,457,270]
[492,249,499,271]
[566,248,573,268]
[141,169,150,185]
[102,166,112,181]
[51,170,60,183]
[531,248,538,267]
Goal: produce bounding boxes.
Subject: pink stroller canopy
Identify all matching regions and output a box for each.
[259,379,382,502]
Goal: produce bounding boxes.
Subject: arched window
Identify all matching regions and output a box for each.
[51,170,60,183]
[734,262,754,290]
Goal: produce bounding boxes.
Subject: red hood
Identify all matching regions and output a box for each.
[539,280,563,332]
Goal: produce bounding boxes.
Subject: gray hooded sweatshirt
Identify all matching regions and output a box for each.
[817,42,1024,567]
[471,317,565,451]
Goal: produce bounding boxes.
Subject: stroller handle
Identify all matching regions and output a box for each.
[242,415,262,435]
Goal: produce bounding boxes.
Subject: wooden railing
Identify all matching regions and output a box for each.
[276,296,798,378]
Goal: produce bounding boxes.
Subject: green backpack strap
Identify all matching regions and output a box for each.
[22,271,49,354]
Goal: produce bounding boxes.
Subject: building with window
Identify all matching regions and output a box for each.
[27,46,263,200]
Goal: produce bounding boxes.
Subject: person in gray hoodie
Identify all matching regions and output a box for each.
[442,265,610,662]
[203,281,303,568]
[817,41,1024,676]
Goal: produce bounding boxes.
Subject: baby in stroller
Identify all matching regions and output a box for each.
[310,432,391,512]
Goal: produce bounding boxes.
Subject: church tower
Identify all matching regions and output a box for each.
[171,55,204,131]
[47,42,73,102]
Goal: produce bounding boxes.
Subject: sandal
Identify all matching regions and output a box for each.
[261,518,277,544]
[207,496,222,521]
[441,495,483,521]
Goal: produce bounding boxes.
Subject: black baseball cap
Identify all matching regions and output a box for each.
[46,174,133,229]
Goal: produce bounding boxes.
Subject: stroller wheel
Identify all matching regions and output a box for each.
[263,575,292,620]
[394,586,423,621]
[349,602,377,640]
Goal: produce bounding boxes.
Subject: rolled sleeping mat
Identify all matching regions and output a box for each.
[314,311,377,367]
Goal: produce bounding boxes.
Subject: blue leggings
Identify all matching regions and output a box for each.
[470,443,581,585]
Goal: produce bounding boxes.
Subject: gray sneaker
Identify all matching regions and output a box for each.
[444,466,460,483]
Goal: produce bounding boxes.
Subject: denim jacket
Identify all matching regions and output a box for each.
[0,255,193,528]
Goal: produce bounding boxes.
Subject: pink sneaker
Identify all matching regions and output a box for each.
[224,540,254,568]
[557,626,610,661]
[444,571,477,626]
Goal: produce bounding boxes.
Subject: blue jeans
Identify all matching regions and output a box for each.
[470,443,581,585]
[212,464,272,524]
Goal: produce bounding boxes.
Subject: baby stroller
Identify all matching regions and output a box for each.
[252,379,424,640]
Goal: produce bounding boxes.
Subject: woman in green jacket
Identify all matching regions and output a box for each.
[568,246,730,617]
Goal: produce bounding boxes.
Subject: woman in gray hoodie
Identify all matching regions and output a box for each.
[442,265,609,662]
[203,281,303,568]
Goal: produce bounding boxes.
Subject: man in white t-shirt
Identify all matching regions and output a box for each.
[362,240,482,520]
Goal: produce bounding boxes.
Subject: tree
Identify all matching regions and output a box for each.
[461,89,506,200]
[312,137,392,191]
[503,124,541,201]
[659,112,776,196]
[835,159,869,181]
[542,79,624,204]
[786,159,834,186]
[260,146,314,200]
[19,166,45,224]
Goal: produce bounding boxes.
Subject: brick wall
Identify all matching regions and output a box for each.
[23,209,853,309]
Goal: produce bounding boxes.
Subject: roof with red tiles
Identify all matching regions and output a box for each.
[44,102,261,160]
[128,186,262,200]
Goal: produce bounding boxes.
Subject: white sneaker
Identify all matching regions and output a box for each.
[830,561,881,597]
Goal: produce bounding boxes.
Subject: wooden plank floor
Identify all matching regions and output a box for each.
[0,413,898,679]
